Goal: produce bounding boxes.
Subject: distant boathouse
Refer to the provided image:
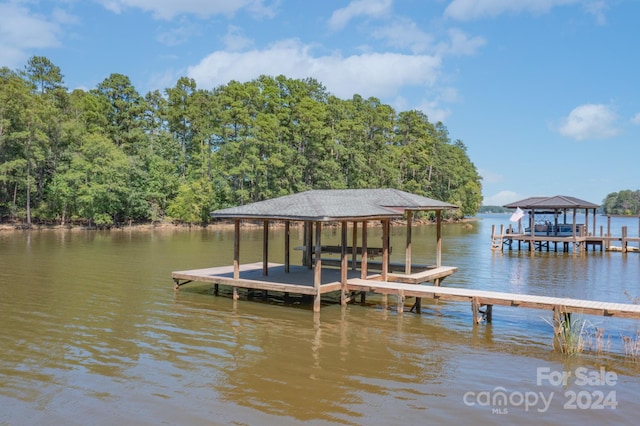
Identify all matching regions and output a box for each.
[492,195,640,253]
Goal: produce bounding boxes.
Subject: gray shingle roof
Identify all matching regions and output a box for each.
[503,195,599,209]
[211,189,458,221]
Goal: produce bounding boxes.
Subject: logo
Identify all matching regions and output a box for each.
[463,366,618,414]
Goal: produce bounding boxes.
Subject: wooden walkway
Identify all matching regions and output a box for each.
[347,278,640,320]
[173,263,640,331]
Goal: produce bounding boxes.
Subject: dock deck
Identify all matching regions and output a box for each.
[172,262,458,295]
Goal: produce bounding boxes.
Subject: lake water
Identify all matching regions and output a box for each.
[1,214,640,425]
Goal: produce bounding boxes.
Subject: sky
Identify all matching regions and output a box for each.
[1,0,639,207]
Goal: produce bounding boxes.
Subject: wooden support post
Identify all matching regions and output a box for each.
[436,210,442,267]
[529,210,534,252]
[553,305,566,351]
[340,221,348,305]
[406,211,413,274]
[397,289,404,314]
[361,221,368,279]
[491,224,496,250]
[606,215,611,251]
[263,219,269,276]
[214,283,219,295]
[382,219,390,281]
[284,221,290,273]
[233,220,240,280]
[622,226,628,253]
[585,207,589,237]
[305,221,313,269]
[485,305,493,323]
[360,291,366,305]
[415,297,422,314]
[471,297,481,324]
[351,222,358,271]
[233,219,240,300]
[314,221,322,313]
[573,208,578,253]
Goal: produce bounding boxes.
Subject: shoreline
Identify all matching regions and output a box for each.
[0,217,475,233]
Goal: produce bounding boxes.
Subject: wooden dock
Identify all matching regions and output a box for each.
[173,263,640,333]
[491,224,640,253]
[172,262,458,297]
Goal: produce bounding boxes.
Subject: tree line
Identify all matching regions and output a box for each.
[602,190,640,215]
[0,56,482,227]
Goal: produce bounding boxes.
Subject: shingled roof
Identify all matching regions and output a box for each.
[210,188,458,221]
[503,195,599,209]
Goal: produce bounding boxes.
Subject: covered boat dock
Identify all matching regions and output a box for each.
[492,195,601,252]
[172,189,459,312]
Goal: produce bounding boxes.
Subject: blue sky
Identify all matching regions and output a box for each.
[1,0,639,206]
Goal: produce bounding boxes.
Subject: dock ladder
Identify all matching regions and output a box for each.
[491,225,505,252]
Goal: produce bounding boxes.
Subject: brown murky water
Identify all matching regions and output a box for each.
[1,216,640,425]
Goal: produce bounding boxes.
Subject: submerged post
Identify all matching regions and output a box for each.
[397,289,404,314]
[471,297,481,324]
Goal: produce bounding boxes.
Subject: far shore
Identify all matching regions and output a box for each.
[0,217,474,233]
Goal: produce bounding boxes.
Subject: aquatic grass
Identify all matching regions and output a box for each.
[621,330,640,358]
[543,315,610,356]
[584,326,610,355]
[557,317,587,355]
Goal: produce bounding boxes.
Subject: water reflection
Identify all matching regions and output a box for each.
[167,296,461,424]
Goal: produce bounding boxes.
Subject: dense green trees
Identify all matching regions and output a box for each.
[0,56,483,226]
[602,190,640,215]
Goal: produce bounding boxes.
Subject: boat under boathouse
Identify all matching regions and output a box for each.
[172,188,459,312]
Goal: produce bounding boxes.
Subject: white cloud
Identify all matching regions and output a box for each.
[557,104,619,140]
[371,21,484,57]
[223,25,254,51]
[483,190,524,206]
[631,113,640,125]
[371,18,434,54]
[437,28,486,56]
[328,0,393,30]
[585,1,607,25]
[96,0,277,20]
[0,3,65,68]
[156,17,203,46]
[186,40,442,100]
[444,0,579,21]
